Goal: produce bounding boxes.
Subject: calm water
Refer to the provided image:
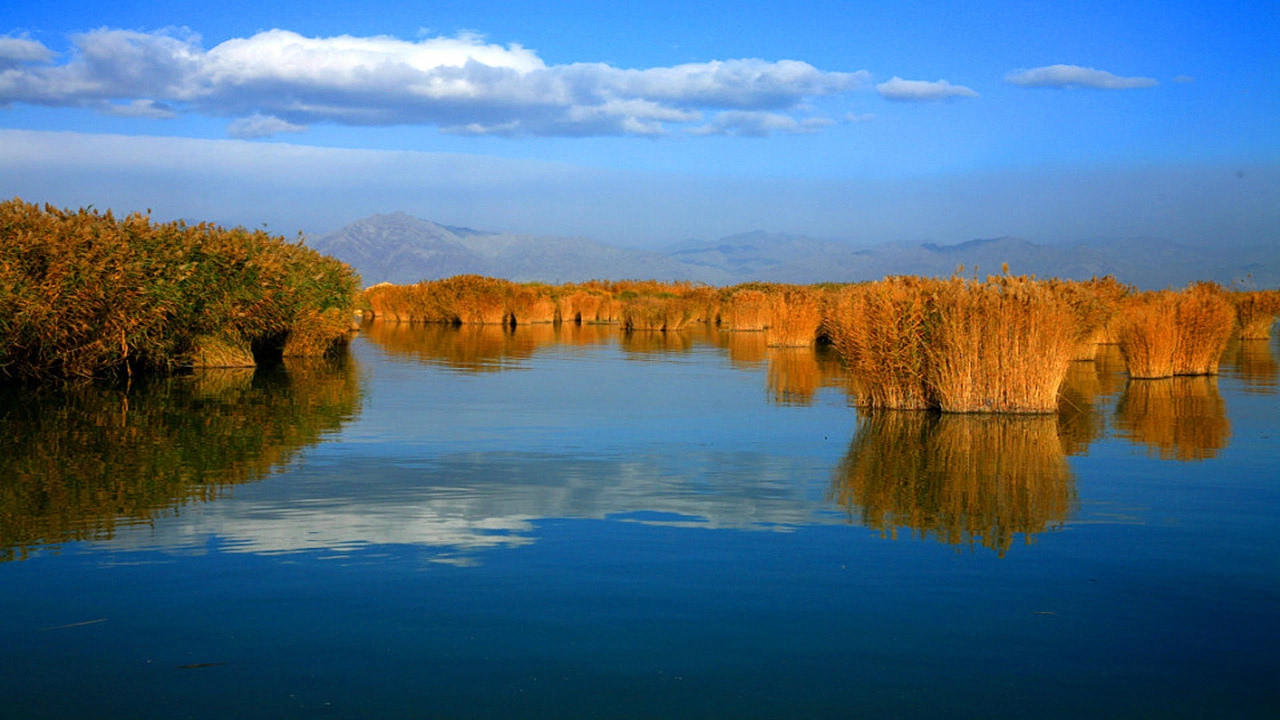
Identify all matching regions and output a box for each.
[2,323,1278,719]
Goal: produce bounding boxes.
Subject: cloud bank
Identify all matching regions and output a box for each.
[876,77,978,102]
[0,28,870,137]
[1004,64,1158,89]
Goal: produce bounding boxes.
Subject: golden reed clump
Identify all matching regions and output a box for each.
[1229,289,1280,340]
[619,295,691,331]
[925,275,1079,413]
[764,286,826,347]
[1048,276,1132,359]
[719,285,771,331]
[824,277,933,410]
[823,274,1079,413]
[1116,284,1237,378]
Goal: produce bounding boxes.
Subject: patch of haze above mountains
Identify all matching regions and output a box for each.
[309,211,1280,291]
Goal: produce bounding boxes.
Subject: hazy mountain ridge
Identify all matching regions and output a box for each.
[310,213,1279,289]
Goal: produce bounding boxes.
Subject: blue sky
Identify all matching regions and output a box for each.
[2,0,1277,247]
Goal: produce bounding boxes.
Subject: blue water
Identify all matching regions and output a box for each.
[1,326,1277,719]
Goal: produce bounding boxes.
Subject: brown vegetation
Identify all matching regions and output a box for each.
[1116,284,1237,379]
[1229,289,1280,339]
[0,198,359,381]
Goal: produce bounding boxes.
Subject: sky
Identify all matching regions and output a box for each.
[1,0,1277,248]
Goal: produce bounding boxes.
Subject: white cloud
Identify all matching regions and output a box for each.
[1004,64,1158,89]
[1174,75,1195,84]
[844,112,875,123]
[876,77,978,102]
[227,113,308,138]
[100,99,176,118]
[0,35,54,68]
[686,110,833,137]
[0,27,867,138]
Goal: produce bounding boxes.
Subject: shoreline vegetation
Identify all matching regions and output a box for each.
[361,273,1278,414]
[3,199,1277,411]
[0,199,360,382]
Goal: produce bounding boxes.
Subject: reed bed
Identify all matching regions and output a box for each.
[1171,283,1236,375]
[619,295,692,331]
[1230,289,1280,340]
[509,284,559,324]
[824,277,933,410]
[824,275,1078,413]
[0,199,359,381]
[1115,292,1180,379]
[720,286,771,331]
[1050,276,1131,359]
[829,411,1074,556]
[1114,376,1231,461]
[1116,285,1237,378]
[764,285,826,347]
[925,276,1078,413]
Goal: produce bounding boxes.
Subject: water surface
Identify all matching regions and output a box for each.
[2,324,1277,718]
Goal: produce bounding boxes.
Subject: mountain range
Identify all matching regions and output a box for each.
[308,212,1279,290]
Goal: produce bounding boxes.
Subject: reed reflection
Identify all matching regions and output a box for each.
[362,320,544,371]
[1057,360,1109,456]
[1220,338,1278,395]
[618,328,694,355]
[765,345,846,406]
[1114,376,1231,461]
[829,412,1075,556]
[0,357,363,562]
[718,328,768,368]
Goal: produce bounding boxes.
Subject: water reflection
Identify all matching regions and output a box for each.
[766,345,847,406]
[1221,338,1278,395]
[0,357,363,562]
[362,321,551,371]
[618,328,695,355]
[1114,376,1231,461]
[106,450,842,564]
[829,412,1075,556]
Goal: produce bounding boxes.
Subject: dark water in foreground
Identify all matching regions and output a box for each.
[2,323,1278,719]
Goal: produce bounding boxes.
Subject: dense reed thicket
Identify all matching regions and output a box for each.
[823,274,1088,413]
[0,199,359,382]
[1230,289,1280,339]
[1115,284,1237,379]
[359,271,1279,414]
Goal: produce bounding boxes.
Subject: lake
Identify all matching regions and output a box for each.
[2,322,1278,719]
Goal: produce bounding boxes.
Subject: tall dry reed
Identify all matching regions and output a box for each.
[925,276,1078,413]
[1115,292,1180,379]
[720,286,771,331]
[764,286,826,347]
[0,198,358,381]
[1229,289,1280,339]
[823,278,933,410]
